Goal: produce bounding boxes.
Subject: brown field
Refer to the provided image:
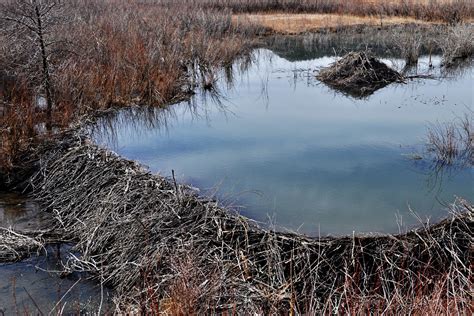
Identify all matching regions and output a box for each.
[204,0,473,22]
[235,13,434,34]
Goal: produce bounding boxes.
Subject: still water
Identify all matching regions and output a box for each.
[0,193,112,314]
[93,47,473,236]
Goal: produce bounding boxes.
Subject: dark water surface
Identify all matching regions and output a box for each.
[0,193,112,314]
[0,192,42,231]
[93,47,473,236]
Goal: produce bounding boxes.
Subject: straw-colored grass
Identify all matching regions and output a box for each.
[235,13,434,34]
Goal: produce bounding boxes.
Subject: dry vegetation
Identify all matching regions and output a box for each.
[15,132,471,314]
[204,0,473,23]
[236,13,433,34]
[228,0,474,34]
[1,1,473,313]
[439,23,474,66]
[0,0,262,169]
[0,228,45,262]
[427,114,473,166]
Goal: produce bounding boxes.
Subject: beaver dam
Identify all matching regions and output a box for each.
[0,131,472,313]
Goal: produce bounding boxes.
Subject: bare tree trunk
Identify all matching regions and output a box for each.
[34,1,53,130]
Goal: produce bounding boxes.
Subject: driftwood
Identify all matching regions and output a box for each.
[317,51,405,98]
[20,131,473,314]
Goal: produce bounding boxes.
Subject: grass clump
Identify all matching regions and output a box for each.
[427,114,473,166]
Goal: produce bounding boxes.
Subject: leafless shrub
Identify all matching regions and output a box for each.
[391,25,423,66]
[0,0,67,126]
[439,23,474,67]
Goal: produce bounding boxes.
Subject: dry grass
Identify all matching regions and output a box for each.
[427,114,473,166]
[208,0,474,23]
[235,13,433,34]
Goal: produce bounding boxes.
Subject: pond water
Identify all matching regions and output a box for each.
[0,193,113,314]
[0,192,45,231]
[93,45,473,236]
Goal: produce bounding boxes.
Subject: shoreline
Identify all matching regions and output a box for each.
[1,20,473,312]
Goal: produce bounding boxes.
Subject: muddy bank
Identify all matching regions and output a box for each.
[1,130,470,313]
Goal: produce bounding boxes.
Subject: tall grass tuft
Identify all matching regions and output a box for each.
[427,114,473,166]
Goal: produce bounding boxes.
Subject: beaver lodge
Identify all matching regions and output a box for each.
[0,131,472,314]
[317,51,405,98]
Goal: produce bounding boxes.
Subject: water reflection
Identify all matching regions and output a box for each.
[0,192,44,231]
[0,193,113,314]
[0,245,112,314]
[91,47,473,236]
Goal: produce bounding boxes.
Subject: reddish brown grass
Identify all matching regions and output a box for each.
[0,1,261,168]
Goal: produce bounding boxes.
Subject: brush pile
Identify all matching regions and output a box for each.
[317,51,404,98]
[21,132,474,314]
[0,228,45,262]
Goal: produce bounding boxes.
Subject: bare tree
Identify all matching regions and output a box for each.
[0,0,64,127]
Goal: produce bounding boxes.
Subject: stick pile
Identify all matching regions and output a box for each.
[0,228,45,262]
[317,51,404,98]
[24,132,473,313]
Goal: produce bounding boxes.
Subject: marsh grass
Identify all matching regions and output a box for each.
[427,114,473,166]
